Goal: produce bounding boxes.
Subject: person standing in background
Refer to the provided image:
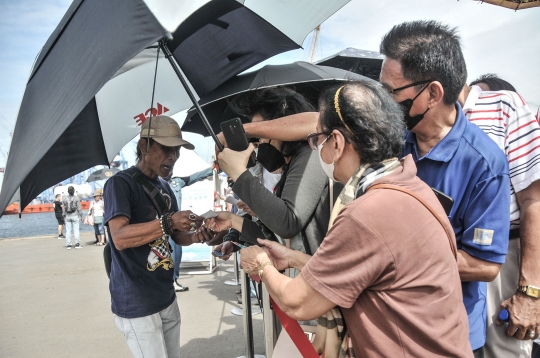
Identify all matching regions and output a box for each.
[88,191,106,246]
[62,186,83,249]
[167,164,214,292]
[459,75,540,357]
[54,194,65,239]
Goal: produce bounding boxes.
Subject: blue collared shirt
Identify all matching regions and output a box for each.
[402,103,510,350]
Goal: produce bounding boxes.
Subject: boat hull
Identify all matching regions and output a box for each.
[3,202,90,215]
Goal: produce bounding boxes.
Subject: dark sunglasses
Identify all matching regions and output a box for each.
[387,80,433,95]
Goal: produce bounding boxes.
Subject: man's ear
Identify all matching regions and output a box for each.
[138,138,148,154]
[428,81,445,107]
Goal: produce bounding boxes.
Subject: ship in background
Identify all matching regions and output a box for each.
[2,153,128,215]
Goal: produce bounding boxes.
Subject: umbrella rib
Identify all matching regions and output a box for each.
[146,46,161,153]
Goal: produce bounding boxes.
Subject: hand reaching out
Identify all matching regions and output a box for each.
[205,211,233,232]
[212,241,234,261]
[237,201,255,217]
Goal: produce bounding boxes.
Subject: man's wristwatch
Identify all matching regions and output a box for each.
[516,285,540,298]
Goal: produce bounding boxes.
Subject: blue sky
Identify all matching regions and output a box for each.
[0,0,539,175]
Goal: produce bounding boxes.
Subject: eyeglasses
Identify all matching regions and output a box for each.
[307,132,332,151]
[387,80,433,95]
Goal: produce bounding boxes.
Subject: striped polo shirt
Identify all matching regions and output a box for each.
[463,85,540,229]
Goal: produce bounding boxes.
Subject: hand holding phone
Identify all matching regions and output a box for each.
[220,118,256,168]
[217,146,256,181]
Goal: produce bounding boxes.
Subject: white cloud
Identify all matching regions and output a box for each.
[262,0,540,109]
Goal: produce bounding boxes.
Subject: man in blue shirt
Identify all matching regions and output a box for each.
[167,165,213,292]
[380,21,510,356]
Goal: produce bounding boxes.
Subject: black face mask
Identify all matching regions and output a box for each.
[399,83,430,130]
[257,141,285,173]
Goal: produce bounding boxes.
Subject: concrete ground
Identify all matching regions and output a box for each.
[0,232,265,357]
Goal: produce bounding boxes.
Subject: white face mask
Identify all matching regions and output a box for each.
[317,136,336,181]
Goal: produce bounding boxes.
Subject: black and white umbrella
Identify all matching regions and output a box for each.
[0,0,350,215]
[315,48,385,81]
[182,61,367,136]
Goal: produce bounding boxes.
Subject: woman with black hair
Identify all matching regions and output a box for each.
[215,87,335,256]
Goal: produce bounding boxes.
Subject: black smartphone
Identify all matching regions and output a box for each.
[431,187,454,216]
[220,118,257,168]
[212,250,224,257]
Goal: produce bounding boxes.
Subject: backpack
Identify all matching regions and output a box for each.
[65,196,77,214]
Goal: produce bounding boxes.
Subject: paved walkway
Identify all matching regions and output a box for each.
[0,232,264,357]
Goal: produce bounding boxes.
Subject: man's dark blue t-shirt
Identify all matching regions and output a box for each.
[104,166,179,319]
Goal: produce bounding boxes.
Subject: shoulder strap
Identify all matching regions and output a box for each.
[367,183,457,260]
[124,167,169,217]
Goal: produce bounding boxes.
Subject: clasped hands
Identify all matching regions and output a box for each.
[210,238,288,277]
[239,239,293,279]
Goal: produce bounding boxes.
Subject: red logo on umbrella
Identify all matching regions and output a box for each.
[134,103,170,126]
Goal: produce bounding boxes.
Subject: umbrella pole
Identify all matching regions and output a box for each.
[159,41,224,151]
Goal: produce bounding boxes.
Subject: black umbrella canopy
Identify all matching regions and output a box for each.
[181,61,367,136]
[0,0,303,216]
[315,48,385,81]
[168,1,299,96]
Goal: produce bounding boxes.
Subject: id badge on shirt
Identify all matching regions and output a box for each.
[473,228,494,246]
